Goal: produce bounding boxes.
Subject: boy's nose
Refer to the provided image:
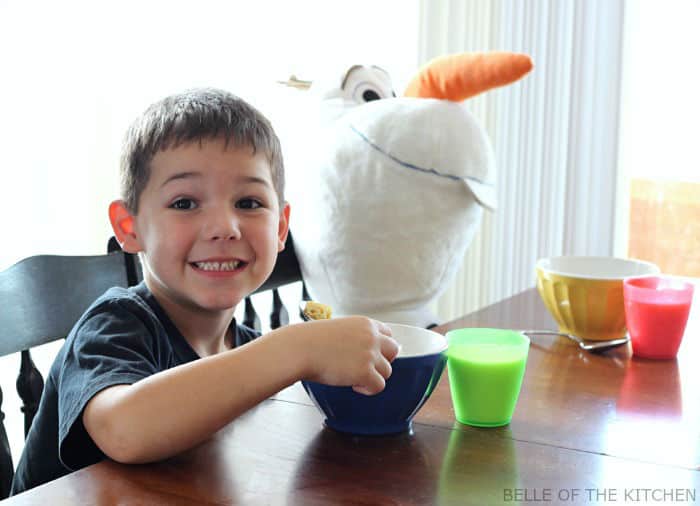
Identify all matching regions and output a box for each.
[205,210,241,241]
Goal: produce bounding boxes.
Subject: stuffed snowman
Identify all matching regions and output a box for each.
[287,52,532,327]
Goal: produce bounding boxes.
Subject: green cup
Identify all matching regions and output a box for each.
[446,328,530,427]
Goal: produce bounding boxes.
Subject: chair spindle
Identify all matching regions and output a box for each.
[270,289,289,330]
[243,297,262,332]
[0,385,13,498]
[16,350,45,437]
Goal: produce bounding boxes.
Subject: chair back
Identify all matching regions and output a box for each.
[0,253,135,357]
[0,244,139,498]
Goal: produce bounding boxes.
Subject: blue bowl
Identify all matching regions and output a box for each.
[302,323,447,435]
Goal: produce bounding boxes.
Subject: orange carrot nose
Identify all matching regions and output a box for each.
[404,51,533,101]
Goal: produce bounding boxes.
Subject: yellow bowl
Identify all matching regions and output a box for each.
[536,257,660,341]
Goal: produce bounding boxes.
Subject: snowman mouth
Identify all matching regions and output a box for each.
[350,124,487,184]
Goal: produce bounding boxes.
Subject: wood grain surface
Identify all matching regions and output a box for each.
[4,288,699,505]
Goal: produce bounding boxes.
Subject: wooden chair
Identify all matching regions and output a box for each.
[0,233,305,498]
[0,242,140,498]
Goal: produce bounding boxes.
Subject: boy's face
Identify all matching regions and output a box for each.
[116,138,289,315]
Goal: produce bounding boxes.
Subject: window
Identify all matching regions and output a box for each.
[615,0,700,280]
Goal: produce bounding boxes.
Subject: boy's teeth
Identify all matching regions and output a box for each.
[195,260,241,271]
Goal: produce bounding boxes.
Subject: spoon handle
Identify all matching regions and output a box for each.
[521,330,629,353]
[521,329,584,345]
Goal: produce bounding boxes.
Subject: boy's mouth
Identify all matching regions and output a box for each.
[190,260,247,272]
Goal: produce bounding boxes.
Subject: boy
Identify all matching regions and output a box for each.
[11,88,399,494]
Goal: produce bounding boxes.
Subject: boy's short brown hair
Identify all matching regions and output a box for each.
[120,88,284,213]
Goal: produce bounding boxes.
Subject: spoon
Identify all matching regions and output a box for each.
[521,330,629,353]
[299,301,313,321]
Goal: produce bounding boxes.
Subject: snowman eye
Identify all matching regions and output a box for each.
[342,65,395,104]
[353,84,384,103]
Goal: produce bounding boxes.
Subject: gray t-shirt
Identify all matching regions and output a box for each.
[10,282,259,495]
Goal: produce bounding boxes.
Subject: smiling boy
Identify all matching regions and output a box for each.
[11,88,399,495]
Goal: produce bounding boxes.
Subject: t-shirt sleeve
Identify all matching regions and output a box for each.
[234,321,261,346]
[57,299,163,470]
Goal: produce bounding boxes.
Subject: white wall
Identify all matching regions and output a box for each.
[0,0,419,469]
[0,0,420,270]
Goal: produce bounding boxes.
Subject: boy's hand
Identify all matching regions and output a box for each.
[302,316,400,395]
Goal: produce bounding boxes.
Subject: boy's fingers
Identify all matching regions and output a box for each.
[381,336,401,362]
[352,385,372,395]
[352,370,386,396]
[375,356,392,380]
[375,320,392,337]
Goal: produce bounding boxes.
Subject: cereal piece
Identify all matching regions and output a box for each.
[304,301,332,320]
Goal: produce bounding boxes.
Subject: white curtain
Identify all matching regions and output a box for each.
[419,0,626,320]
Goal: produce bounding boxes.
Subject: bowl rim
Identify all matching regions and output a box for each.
[386,322,447,358]
[536,256,660,281]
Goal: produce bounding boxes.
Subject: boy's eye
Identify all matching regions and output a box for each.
[236,198,262,210]
[170,198,197,210]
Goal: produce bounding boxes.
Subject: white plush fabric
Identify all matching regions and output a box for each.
[289,94,495,328]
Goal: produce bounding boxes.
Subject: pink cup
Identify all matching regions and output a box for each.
[623,276,694,359]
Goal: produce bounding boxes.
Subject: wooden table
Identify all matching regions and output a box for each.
[4,288,699,505]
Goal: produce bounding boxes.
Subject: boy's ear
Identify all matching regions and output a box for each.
[277,202,291,252]
[108,200,142,253]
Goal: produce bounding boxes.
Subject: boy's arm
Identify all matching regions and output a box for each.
[83,317,397,464]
